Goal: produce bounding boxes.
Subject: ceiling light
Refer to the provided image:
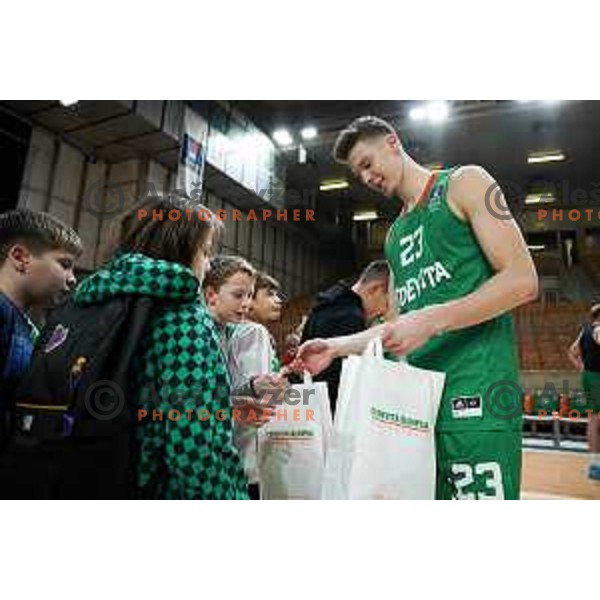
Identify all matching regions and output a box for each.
[353,211,378,221]
[320,179,349,192]
[409,101,449,123]
[527,151,566,164]
[525,193,556,204]
[409,106,427,121]
[516,100,562,104]
[59,100,78,107]
[527,245,546,251]
[427,101,449,123]
[301,126,318,140]
[298,145,307,164]
[273,129,293,147]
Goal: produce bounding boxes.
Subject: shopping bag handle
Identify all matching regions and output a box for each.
[364,336,384,359]
[303,370,313,385]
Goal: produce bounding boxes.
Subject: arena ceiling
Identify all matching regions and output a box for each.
[3,100,600,222]
[237,100,600,220]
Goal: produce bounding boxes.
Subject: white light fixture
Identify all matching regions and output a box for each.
[273,129,293,147]
[353,210,378,221]
[516,100,563,105]
[319,179,349,192]
[527,245,546,251]
[527,151,566,164]
[409,101,449,123]
[525,193,556,204]
[428,101,449,123]
[301,126,317,140]
[409,106,427,121]
[59,100,78,107]
[298,145,307,164]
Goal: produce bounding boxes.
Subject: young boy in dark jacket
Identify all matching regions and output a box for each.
[0,209,81,448]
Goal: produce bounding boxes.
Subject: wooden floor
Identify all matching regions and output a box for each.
[521,449,600,499]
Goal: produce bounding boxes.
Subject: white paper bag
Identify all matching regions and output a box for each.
[322,338,445,500]
[257,373,332,499]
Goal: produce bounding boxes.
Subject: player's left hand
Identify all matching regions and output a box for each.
[382,308,440,356]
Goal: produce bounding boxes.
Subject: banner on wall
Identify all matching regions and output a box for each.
[176,107,209,199]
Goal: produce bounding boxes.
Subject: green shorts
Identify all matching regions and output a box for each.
[435,429,522,500]
[582,370,600,413]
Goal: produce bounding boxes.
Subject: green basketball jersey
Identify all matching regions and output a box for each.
[384,168,521,432]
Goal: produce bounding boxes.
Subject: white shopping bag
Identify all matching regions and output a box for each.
[257,373,333,499]
[322,338,445,500]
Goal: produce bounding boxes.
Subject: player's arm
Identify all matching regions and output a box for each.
[433,165,538,328]
[383,165,538,355]
[294,276,394,374]
[567,330,584,371]
[293,322,389,375]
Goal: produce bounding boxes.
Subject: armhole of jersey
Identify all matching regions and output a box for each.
[441,167,473,228]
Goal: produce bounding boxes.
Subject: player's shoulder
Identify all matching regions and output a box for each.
[447,165,497,217]
[448,165,494,190]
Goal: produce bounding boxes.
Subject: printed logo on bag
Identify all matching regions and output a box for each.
[44,324,69,353]
[370,406,430,434]
[265,428,316,442]
[451,396,482,419]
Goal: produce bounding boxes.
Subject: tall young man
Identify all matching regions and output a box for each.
[0,209,82,447]
[295,116,538,500]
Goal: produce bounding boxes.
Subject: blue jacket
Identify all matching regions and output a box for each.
[0,292,38,411]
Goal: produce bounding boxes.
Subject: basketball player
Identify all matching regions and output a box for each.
[567,304,600,480]
[294,116,538,500]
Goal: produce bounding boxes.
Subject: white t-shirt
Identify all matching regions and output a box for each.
[227,322,278,483]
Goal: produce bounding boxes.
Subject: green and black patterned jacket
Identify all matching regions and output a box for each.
[74,252,249,499]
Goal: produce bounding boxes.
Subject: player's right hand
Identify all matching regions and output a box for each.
[291,338,336,375]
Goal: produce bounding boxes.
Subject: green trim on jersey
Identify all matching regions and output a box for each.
[384,169,521,432]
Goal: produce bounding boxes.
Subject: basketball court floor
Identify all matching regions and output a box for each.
[521,448,600,499]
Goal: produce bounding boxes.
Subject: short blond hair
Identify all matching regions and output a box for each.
[203,255,255,291]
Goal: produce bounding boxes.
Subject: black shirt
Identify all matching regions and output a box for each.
[579,322,600,372]
[0,292,38,410]
[301,283,366,415]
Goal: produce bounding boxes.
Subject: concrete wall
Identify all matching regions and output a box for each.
[204,189,321,298]
[18,127,325,299]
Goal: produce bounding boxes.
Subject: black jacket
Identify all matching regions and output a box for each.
[301,283,366,415]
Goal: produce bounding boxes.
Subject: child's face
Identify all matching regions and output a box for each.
[205,271,255,325]
[250,288,282,324]
[19,247,77,307]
